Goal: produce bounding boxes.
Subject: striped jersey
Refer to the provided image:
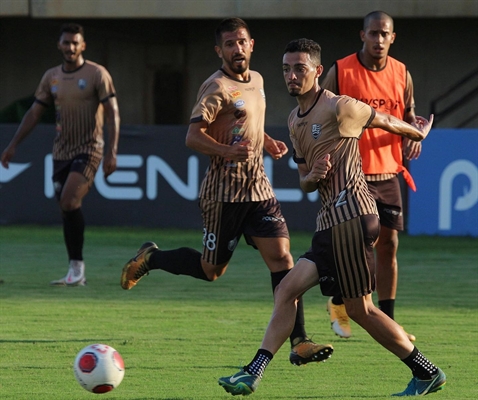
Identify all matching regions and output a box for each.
[288,89,378,231]
[190,68,275,202]
[34,60,116,161]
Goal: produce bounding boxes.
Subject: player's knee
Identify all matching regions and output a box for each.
[377,233,399,255]
[203,262,228,281]
[59,199,80,211]
[273,281,299,304]
[344,298,373,323]
[266,252,294,272]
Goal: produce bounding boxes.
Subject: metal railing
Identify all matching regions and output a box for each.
[430,67,478,128]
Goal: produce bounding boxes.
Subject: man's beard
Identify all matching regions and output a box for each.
[230,63,247,74]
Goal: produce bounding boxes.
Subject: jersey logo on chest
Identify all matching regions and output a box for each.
[311,124,322,139]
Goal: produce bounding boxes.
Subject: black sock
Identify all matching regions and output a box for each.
[148,247,211,281]
[379,299,395,320]
[244,349,273,378]
[332,294,344,305]
[401,347,438,380]
[62,208,84,260]
[271,270,306,346]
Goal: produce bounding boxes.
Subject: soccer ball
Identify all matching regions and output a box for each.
[73,344,125,393]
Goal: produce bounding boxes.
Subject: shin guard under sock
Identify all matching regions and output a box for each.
[148,247,210,281]
[401,347,438,380]
[62,208,84,261]
[378,299,395,320]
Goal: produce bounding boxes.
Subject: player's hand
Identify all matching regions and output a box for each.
[403,138,422,160]
[264,138,289,160]
[226,139,254,162]
[308,154,331,182]
[1,146,15,169]
[413,114,434,140]
[103,152,117,178]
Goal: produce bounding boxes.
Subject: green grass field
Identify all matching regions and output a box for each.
[0,225,477,399]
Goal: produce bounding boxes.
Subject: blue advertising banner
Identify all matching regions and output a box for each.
[408,129,478,236]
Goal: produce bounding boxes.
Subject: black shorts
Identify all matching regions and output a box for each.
[52,154,100,200]
[199,197,289,265]
[299,214,379,298]
[367,177,404,231]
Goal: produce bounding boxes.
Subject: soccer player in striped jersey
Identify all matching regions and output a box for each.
[218,38,445,397]
[1,23,120,286]
[121,18,332,366]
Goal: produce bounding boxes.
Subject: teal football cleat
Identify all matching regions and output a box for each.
[218,369,260,396]
[392,368,446,396]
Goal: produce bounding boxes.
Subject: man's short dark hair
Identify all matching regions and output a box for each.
[59,23,85,39]
[284,38,322,66]
[215,17,251,46]
[363,11,394,31]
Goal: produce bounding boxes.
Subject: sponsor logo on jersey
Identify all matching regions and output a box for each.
[230,90,241,99]
[51,79,59,93]
[234,99,245,108]
[231,127,243,136]
[234,109,246,119]
[78,79,87,90]
[227,86,238,91]
[360,98,401,114]
[311,124,322,139]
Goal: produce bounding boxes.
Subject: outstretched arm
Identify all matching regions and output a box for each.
[1,102,46,168]
[370,111,433,142]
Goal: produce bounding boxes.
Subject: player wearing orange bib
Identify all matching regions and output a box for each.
[321,11,419,341]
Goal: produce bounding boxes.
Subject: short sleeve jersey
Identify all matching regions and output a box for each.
[190,69,275,202]
[35,60,116,161]
[289,89,378,231]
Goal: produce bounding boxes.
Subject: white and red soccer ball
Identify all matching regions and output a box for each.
[73,344,125,393]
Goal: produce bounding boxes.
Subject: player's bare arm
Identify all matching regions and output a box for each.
[102,97,120,177]
[297,154,331,193]
[264,132,288,160]
[370,111,433,142]
[1,102,46,168]
[186,121,254,162]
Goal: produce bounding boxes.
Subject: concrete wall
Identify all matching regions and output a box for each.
[1,16,477,128]
[2,0,478,18]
